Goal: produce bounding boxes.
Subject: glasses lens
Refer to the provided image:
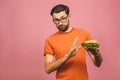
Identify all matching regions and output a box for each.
[53,16,68,24]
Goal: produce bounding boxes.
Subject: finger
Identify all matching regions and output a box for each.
[72,37,79,47]
[95,48,100,52]
[76,45,81,51]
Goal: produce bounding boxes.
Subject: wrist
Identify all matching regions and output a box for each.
[94,53,101,57]
[64,53,70,58]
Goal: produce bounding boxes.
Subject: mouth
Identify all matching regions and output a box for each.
[58,25,65,29]
[57,25,66,32]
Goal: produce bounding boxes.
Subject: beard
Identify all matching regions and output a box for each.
[57,22,69,32]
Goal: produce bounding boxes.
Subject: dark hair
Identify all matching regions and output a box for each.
[50,4,70,16]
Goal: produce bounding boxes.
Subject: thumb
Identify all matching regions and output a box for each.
[76,45,81,51]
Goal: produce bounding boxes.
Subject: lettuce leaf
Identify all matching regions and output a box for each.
[81,42,99,48]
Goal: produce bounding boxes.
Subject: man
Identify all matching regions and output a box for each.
[44,4,103,80]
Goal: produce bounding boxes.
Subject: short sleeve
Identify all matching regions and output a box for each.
[44,38,54,56]
[85,31,93,40]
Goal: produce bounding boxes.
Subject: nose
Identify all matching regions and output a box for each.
[59,21,62,25]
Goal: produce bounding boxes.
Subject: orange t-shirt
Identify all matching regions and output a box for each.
[44,27,92,80]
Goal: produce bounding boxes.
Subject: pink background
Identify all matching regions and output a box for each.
[0,0,120,80]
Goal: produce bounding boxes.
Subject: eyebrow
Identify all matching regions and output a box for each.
[54,15,67,20]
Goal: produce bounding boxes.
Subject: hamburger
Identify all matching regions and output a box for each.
[81,40,100,48]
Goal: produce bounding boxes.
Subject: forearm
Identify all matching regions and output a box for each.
[94,53,103,67]
[45,54,70,74]
[87,50,103,67]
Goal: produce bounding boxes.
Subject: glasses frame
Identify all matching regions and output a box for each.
[53,15,68,24]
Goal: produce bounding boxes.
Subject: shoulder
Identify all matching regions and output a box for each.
[45,31,59,41]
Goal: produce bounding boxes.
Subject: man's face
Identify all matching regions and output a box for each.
[52,11,70,32]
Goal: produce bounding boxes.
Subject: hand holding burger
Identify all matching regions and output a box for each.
[81,40,100,55]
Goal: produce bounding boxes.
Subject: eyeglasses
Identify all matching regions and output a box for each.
[53,16,68,24]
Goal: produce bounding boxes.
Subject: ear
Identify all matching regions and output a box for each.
[68,14,71,21]
[68,13,71,18]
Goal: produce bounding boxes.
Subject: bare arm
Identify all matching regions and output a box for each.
[45,54,70,74]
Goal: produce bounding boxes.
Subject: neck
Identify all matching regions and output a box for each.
[65,26,72,32]
[59,26,72,33]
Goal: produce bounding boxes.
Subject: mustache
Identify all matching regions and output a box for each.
[59,25,65,27]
